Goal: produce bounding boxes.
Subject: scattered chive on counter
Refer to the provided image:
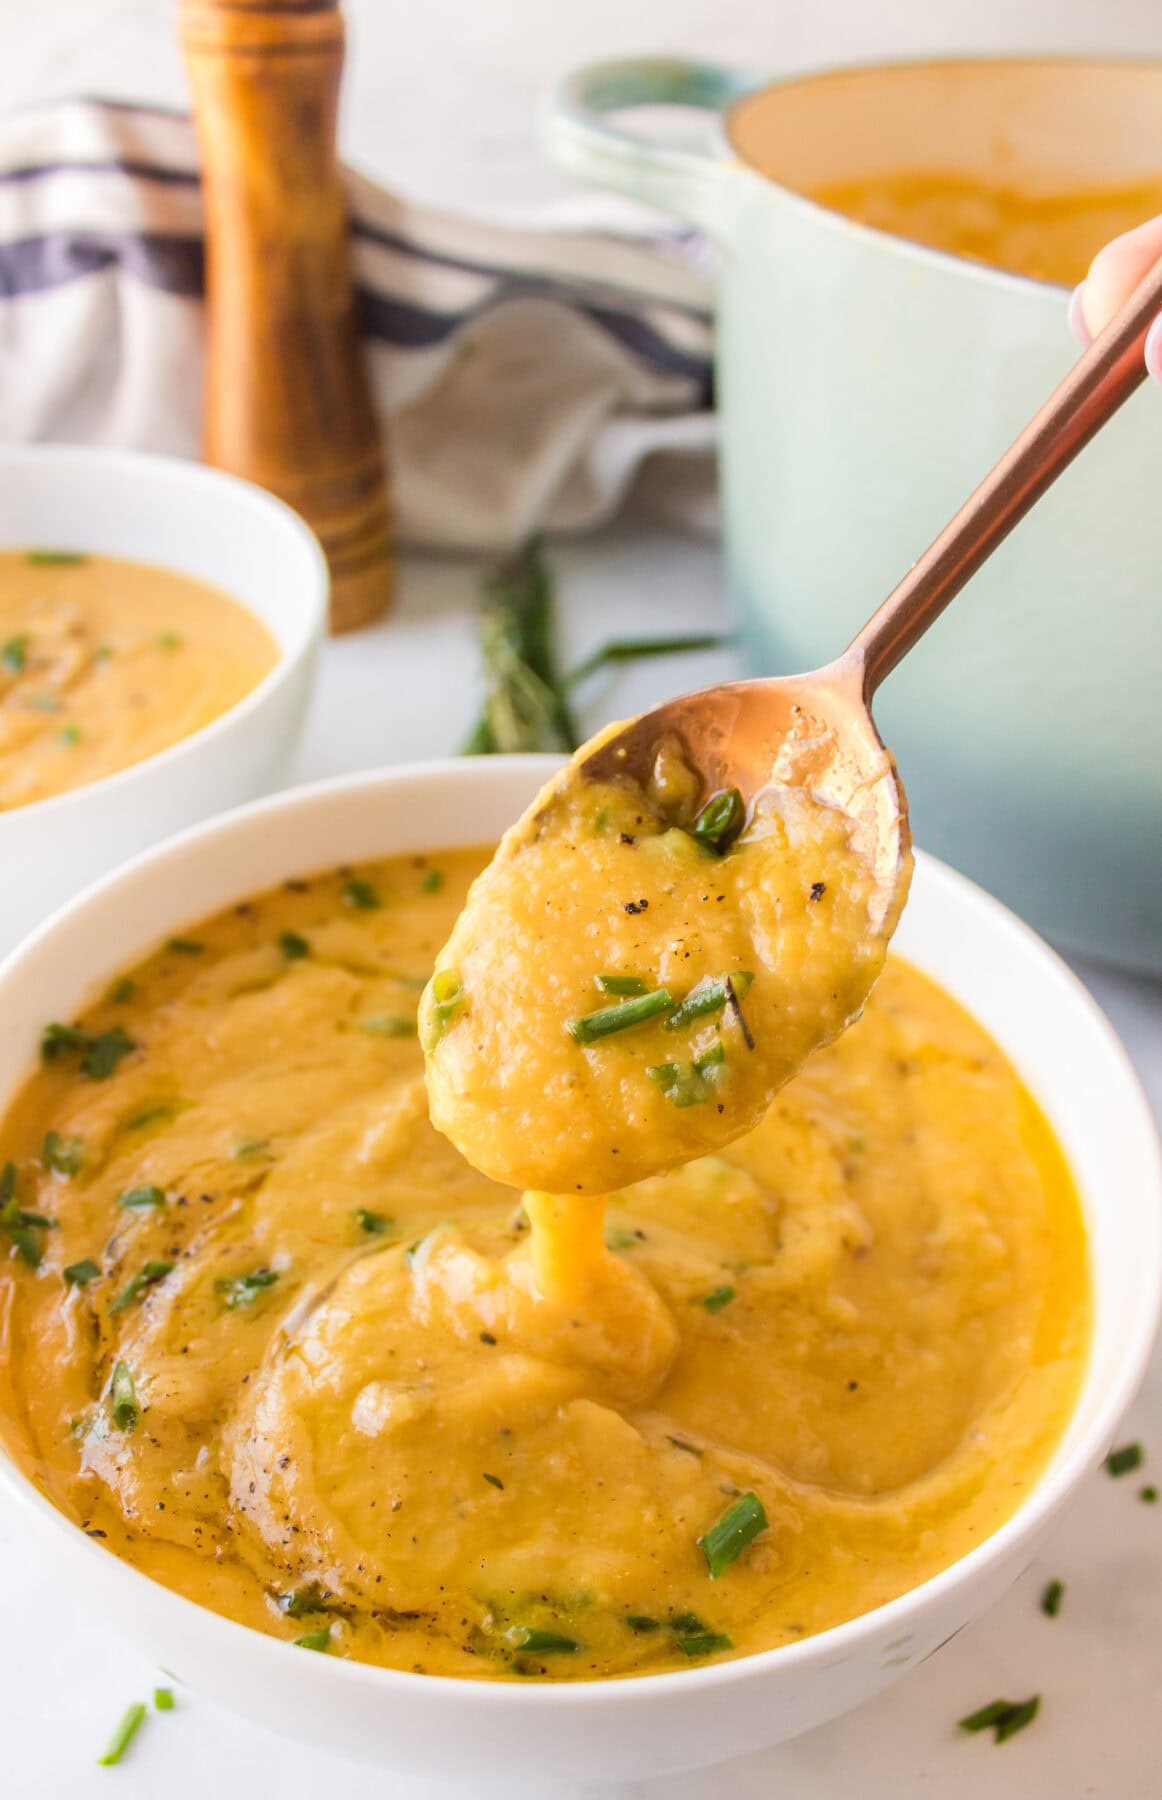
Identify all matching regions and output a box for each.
[959,1696,1041,1744]
[153,1688,175,1712]
[1106,1442,1144,1477]
[1040,1578,1065,1617]
[567,988,673,1045]
[97,1700,147,1767]
[700,1492,768,1578]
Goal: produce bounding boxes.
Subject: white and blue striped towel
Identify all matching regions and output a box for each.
[0,98,718,549]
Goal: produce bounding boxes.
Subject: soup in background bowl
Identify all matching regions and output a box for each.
[0,446,327,955]
[0,758,1154,1784]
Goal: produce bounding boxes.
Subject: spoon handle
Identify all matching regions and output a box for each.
[848,254,1162,695]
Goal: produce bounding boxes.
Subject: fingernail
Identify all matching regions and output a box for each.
[1146,312,1162,385]
[1068,283,1092,348]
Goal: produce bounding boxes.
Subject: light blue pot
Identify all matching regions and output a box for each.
[543,56,1162,972]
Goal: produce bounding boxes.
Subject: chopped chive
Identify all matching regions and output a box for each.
[670,1611,706,1633]
[1106,1442,1144,1477]
[507,1628,579,1654]
[355,1013,416,1038]
[699,1491,768,1578]
[42,1129,86,1176]
[278,930,310,961]
[294,1629,331,1652]
[604,1226,640,1251]
[110,1360,138,1431]
[94,643,115,661]
[483,1472,505,1489]
[41,1022,136,1080]
[124,1103,176,1131]
[167,936,204,956]
[422,869,445,894]
[27,549,87,567]
[118,1184,166,1210]
[354,1208,392,1235]
[422,969,464,1050]
[664,971,754,1031]
[1040,1578,1064,1618]
[701,1284,736,1314]
[0,1168,56,1267]
[97,1700,146,1766]
[689,788,745,853]
[58,724,81,746]
[594,973,648,996]
[1,633,29,672]
[215,1267,279,1310]
[647,1048,724,1108]
[1141,1485,1158,1503]
[109,1260,173,1314]
[28,692,60,713]
[568,988,673,1045]
[64,1258,101,1287]
[278,1584,328,1618]
[959,1696,1040,1742]
[157,631,182,650]
[109,977,136,1004]
[232,1137,269,1162]
[592,805,610,834]
[343,877,380,911]
[625,1615,659,1633]
[153,1688,174,1712]
[674,1631,733,1658]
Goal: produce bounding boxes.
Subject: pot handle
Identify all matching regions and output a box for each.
[541,57,752,235]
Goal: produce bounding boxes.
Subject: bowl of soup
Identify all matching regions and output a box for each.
[0,755,1154,1785]
[544,55,1162,973]
[0,444,327,953]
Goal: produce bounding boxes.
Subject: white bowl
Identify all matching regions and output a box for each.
[0,756,1156,1788]
[0,444,328,956]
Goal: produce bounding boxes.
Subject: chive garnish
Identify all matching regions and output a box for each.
[664,971,753,1031]
[215,1267,279,1309]
[690,789,745,853]
[64,1258,101,1287]
[701,1284,736,1313]
[594,973,648,996]
[41,1022,135,1079]
[42,1129,86,1175]
[1,633,28,672]
[27,549,87,567]
[278,930,310,961]
[278,1585,328,1618]
[343,877,380,910]
[355,1013,416,1038]
[97,1700,146,1766]
[422,970,465,1050]
[354,1208,392,1235]
[507,1628,579,1654]
[592,805,610,834]
[233,1137,269,1161]
[647,1044,725,1107]
[674,1631,733,1658]
[483,1472,504,1489]
[699,1491,768,1578]
[294,1629,331,1652]
[1040,1579,1064,1617]
[157,630,182,650]
[110,977,136,1004]
[167,936,204,956]
[1141,1485,1158,1503]
[124,1103,177,1131]
[625,1615,659,1633]
[422,869,445,894]
[959,1696,1040,1743]
[604,1226,640,1251]
[153,1688,174,1712]
[118,1184,166,1209]
[1106,1442,1144,1477]
[58,724,81,746]
[0,1163,56,1266]
[568,988,673,1045]
[110,1360,138,1431]
[109,1260,173,1313]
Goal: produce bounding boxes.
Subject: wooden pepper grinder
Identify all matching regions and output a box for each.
[180,0,391,632]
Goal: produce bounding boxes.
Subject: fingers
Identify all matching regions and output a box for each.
[1070,216,1162,381]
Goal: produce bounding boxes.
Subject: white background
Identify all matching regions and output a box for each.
[1,2,1161,1794]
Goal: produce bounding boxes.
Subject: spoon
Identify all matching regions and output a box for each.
[577,254,1162,931]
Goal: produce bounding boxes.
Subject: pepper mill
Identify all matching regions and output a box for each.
[180,0,391,633]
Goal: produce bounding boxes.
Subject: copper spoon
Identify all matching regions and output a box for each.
[577,254,1162,932]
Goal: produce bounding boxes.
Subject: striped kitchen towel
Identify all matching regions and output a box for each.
[0,97,718,550]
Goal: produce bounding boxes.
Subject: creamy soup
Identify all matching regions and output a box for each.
[807,171,1162,286]
[422,753,909,1194]
[0,850,1088,1680]
[0,550,276,810]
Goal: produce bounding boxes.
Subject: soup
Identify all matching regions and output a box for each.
[0,550,276,810]
[0,848,1089,1680]
[808,171,1162,286]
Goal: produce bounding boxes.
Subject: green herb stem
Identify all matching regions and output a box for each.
[699,1491,768,1578]
[110,1360,138,1431]
[664,971,753,1031]
[690,789,746,853]
[568,988,673,1045]
[97,1701,147,1766]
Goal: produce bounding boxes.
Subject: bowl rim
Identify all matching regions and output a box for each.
[0,442,329,827]
[0,753,1157,1708]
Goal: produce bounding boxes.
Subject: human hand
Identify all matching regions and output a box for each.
[1069,216,1162,381]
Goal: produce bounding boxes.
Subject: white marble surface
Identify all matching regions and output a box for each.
[1,526,1159,1796]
